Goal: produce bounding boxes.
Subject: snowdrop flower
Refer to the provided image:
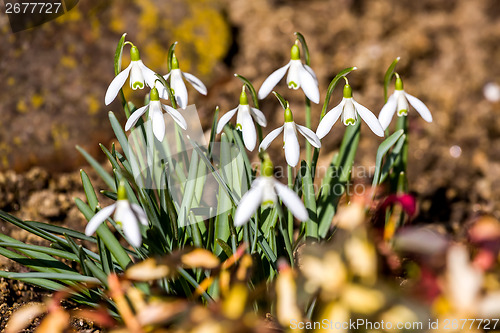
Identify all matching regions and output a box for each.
[378,75,432,130]
[105,44,157,105]
[125,86,187,141]
[155,52,207,109]
[316,81,384,138]
[216,87,267,151]
[259,105,321,167]
[85,182,148,247]
[258,42,320,104]
[234,158,308,226]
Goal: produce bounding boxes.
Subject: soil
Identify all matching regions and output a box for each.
[1,0,500,330]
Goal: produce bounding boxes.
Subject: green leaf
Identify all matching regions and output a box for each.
[83,259,109,287]
[294,32,310,65]
[0,242,79,261]
[114,33,127,76]
[76,145,116,191]
[317,122,360,237]
[371,130,405,188]
[24,221,96,242]
[234,74,259,108]
[80,170,99,212]
[167,41,177,73]
[383,57,400,102]
[215,239,233,258]
[208,106,220,159]
[154,73,176,107]
[0,271,65,291]
[300,161,318,239]
[320,66,357,119]
[109,111,132,163]
[379,134,406,184]
[1,272,100,283]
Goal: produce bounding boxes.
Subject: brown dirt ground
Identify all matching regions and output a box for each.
[2,0,500,330]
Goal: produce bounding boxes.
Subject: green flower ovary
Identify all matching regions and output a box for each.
[395,76,404,90]
[130,46,140,61]
[150,87,160,101]
[239,88,249,105]
[171,53,179,70]
[284,107,294,123]
[343,84,353,98]
[261,157,274,177]
[290,44,300,60]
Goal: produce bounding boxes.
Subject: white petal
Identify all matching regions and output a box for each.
[137,60,158,88]
[234,179,264,227]
[150,103,166,141]
[286,61,301,90]
[171,69,188,109]
[298,64,320,104]
[250,107,267,127]
[353,100,385,137]
[296,124,321,148]
[84,204,116,236]
[131,203,149,226]
[284,123,300,167]
[378,93,397,130]
[120,207,142,247]
[125,105,149,131]
[405,92,433,123]
[239,109,257,151]
[257,63,291,99]
[182,72,207,95]
[216,107,238,134]
[259,126,284,151]
[316,100,345,139]
[163,104,187,130]
[105,64,132,105]
[304,64,319,85]
[129,62,145,90]
[273,181,309,221]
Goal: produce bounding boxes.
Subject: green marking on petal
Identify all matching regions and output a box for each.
[262,200,274,207]
[395,76,404,90]
[236,123,242,130]
[132,81,144,90]
[130,46,140,61]
[284,107,294,123]
[343,84,352,98]
[262,157,274,177]
[290,44,300,60]
[345,118,356,126]
[150,87,159,101]
[288,81,298,89]
[397,109,408,116]
[116,221,123,228]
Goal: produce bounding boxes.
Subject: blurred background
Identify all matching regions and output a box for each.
[1,0,500,229]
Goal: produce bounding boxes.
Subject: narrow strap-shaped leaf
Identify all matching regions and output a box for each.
[215,238,233,258]
[76,145,116,191]
[109,111,132,163]
[208,106,220,159]
[80,169,99,212]
[167,41,177,73]
[114,33,127,76]
[383,57,400,102]
[379,134,405,184]
[84,259,109,287]
[300,161,318,240]
[372,130,405,188]
[317,122,360,237]
[0,242,79,261]
[294,32,310,66]
[24,221,96,242]
[2,272,100,283]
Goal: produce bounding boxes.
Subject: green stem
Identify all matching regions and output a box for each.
[287,165,293,243]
